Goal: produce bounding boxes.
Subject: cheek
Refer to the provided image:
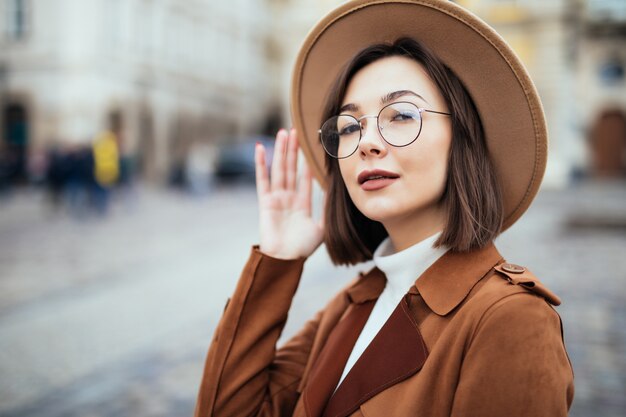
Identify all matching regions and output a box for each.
[424,126,451,175]
[338,156,361,187]
[428,144,450,181]
[400,136,451,195]
[339,160,376,214]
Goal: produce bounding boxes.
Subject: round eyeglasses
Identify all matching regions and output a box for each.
[318,101,451,159]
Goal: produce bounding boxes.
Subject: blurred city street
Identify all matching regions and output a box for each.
[0,0,625,416]
[0,181,624,417]
[0,183,357,417]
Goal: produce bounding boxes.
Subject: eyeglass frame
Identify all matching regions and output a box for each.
[318,100,451,159]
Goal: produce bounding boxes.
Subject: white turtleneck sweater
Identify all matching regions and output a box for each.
[333,231,449,392]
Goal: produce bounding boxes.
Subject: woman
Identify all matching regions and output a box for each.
[193,1,574,416]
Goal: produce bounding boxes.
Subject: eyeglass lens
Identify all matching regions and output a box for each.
[320,102,422,159]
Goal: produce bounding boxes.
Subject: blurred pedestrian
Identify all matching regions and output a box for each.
[62,144,93,218]
[91,130,120,215]
[46,145,69,210]
[194,1,574,416]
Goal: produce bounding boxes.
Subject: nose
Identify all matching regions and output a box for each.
[357,117,387,158]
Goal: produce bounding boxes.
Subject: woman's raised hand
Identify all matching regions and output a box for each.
[255,128,324,260]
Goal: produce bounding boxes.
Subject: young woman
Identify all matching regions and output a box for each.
[193,1,574,416]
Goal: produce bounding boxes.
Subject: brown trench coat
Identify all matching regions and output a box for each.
[193,242,575,417]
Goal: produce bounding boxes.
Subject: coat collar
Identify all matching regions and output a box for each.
[346,241,505,316]
[303,241,506,417]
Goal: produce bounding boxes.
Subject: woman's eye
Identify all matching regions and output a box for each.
[391,112,417,122]
[339,124,360,135]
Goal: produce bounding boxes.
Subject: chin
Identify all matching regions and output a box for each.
[348,188,408,219]
[355,202,401,223]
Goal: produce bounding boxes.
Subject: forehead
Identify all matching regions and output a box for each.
[342,56,436,107]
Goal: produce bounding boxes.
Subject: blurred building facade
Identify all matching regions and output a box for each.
[1,0,625,185]
[0,0,277,182]
[460,0,626,184]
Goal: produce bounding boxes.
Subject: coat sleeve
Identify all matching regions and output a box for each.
[193,245,321,417]
[450,293,575,417]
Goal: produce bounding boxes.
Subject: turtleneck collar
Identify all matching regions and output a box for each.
[372,231,448,301]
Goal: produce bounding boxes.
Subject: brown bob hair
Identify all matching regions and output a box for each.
[322,37,504,266]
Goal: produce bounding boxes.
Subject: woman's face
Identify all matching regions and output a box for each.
[338,55,452,226]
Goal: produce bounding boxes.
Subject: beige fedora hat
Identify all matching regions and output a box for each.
[290,0,547,232]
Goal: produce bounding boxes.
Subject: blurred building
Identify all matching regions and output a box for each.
[266,0,344,121]
[459,0,626,184]
[575,0,626,178]
[1,0,625,185]
[0,0,277,182]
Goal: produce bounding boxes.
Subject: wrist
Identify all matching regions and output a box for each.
[254,244,307,261]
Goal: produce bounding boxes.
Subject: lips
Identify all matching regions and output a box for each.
[358,169,400,185]
[360,177,398,191]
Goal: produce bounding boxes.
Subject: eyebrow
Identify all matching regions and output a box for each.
[339,90,429,113]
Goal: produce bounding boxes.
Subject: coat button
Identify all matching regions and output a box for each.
[502,263,526,274]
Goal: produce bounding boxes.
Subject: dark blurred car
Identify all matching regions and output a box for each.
[213,135,275,183]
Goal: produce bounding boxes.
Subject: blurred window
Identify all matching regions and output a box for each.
[5,0,29,41]
[587,0,626,21]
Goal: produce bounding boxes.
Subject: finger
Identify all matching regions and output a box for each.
[271,129,288,190]
[318,188,327,229]
[286,128,298,191]
[298,157,313,216]
[255,142,270,199]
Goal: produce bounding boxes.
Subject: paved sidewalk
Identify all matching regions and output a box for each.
[0,180,624,417]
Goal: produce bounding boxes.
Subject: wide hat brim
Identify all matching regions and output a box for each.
[290,0,547,232]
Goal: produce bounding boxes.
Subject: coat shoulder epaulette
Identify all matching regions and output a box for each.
[493,262,562,306]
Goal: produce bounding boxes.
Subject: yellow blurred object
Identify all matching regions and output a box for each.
[486,4,528,24]
[455,0,477,9]
[505,35,533,68]
[93,130,120,186]
[458,0,528,24]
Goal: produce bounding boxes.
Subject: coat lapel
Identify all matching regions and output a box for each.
[321,295,428,417]
[302,299,376,417]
